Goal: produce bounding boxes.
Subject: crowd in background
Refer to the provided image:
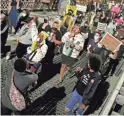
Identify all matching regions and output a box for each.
[1,0,124,115]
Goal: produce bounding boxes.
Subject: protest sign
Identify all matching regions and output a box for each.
[99,33,121,53]
[97,22,107,31]
[76,4,87,12]
[66,4,77,16]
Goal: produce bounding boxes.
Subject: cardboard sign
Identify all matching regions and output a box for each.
[66,4,77,16]
[97,22,107,31]
[76,4,87,12]
[99,33,122,53]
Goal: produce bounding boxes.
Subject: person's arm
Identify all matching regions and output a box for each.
[0,25,8,34]
[81,78,101,107]
[31,25,38,42]
[8,0,12,13]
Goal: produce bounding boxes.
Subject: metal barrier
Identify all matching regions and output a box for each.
[100,70,124,115]
[1,0,51,11]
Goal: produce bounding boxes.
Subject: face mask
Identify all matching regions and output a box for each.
[44,19,48,23]
[94,35,100,42]
[21,13,26,17]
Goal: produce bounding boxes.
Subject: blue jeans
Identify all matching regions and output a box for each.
[66,89,83,115]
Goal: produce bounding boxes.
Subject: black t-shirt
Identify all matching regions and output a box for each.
[55,30,62,41]
[38,23,51,33]
[76,69,95,96]
[117,45,124,60]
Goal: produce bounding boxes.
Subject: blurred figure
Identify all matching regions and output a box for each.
[8,0,20,34]
[60,9,73,35]
[0,11,9,56]
[38,16,51,33]
[15,9,30,34]
[16,17,38,58]
[104,37,124,77]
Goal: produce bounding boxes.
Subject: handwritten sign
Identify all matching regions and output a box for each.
[76,4,87,12]
[97,22,107,31]
[66,4,77,16]
[99,33,121,53]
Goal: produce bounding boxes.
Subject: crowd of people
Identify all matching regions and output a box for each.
[1,0,124,115]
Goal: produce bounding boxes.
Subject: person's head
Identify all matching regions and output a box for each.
[94,32,101,43]
[27,17,34,28]
[22,9,29,17]
[14,58,28,72]
[51,21,59,33]
[0,11,7,22]
[88,54,102,72]
[72,24,80,34]
[68,9,73,16]
[38,32,44,43]
[120,16,123,21]
[44,16,49,23]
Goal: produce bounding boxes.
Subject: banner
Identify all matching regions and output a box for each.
[76,4,87,12]
[97,22,107,31]
[99,33,122,53]
[66,4,77,16]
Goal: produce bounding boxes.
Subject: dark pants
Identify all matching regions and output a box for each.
[104,58,119,76]
[16,42,31,58]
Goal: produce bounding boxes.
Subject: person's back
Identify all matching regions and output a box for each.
[1,58,38,115]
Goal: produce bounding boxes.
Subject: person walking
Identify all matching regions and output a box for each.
[65,54,102,115]
[57,25,85,83]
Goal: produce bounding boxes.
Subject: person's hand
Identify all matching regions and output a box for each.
[79,104,86,110]
[69,32,75,38]
[109,54,114,58]
[76,67,82,72]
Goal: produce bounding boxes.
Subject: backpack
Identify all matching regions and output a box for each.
[9,70,26,111]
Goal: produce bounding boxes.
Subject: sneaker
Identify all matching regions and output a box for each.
[6,52,11,60]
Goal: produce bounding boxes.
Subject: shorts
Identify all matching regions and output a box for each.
[61,54,76,67]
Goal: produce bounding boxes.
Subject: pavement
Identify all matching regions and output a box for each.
[1,11,124,115]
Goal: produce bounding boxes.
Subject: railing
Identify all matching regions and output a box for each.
[1,0,51,11]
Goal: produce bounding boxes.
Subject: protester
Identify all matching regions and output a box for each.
[38,16,51,33]
[8,0,20,34]
[60,9,73,35]
[0,11,9,56]
[15,9,30,34]
[107,20,117,35]
[16,17,38,58]
[115,24,124,39]
[1,58,38,115]
[57,25,85,83]
[65,54,102,115]
[43,21,62,63]
[26,32,48,72]
[104,37,124,77]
